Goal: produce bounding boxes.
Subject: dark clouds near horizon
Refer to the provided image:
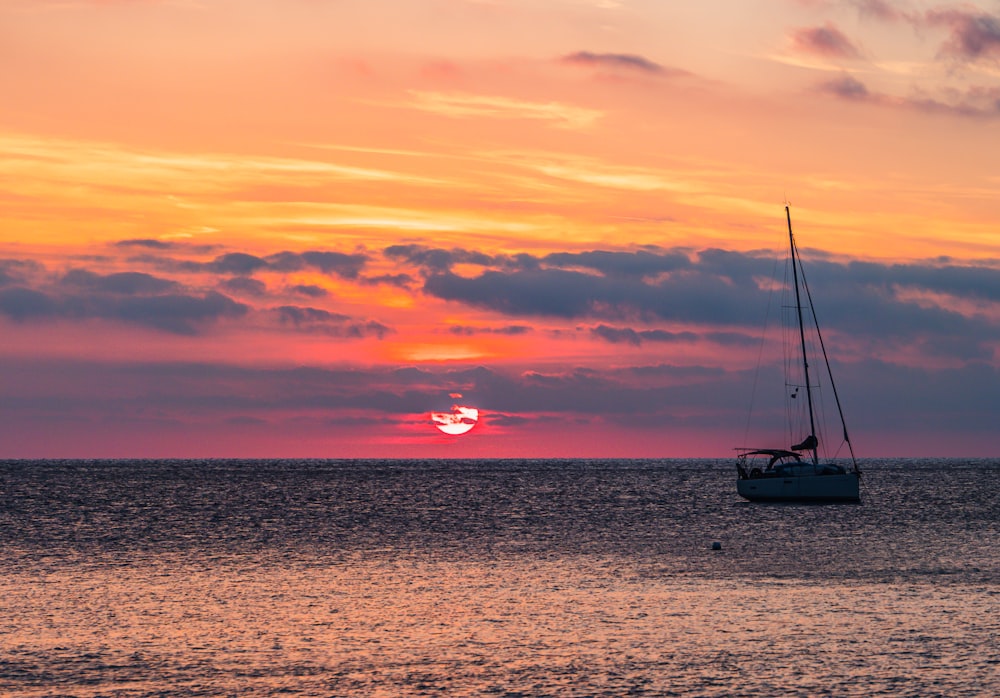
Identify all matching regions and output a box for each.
[0,258,390,337]
[0,272,248,335]
[1,241,997,358]
[1,233,997,452]
[390,243,1000,359]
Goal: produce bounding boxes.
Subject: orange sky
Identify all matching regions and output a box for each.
[1,0,998,458]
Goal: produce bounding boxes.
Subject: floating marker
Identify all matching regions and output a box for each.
[711,541,722,551]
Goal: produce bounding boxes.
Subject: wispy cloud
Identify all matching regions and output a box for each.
[477,151,713,194]
[591,324,755,347]
[115,239,176,250]
[447,324,532,336]
[852,0,912,23]
[0,134,445,200]
[406,91,603,130]
[591,324,700,346]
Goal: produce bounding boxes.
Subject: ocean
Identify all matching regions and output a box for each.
[0,458,996,697]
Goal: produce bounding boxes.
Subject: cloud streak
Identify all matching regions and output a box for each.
[560,51,688,77]
[272,305,391,338]
[406,91,603,130]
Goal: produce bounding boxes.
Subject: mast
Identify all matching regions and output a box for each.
[786,206,819,465]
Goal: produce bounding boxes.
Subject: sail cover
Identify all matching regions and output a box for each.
[791,434,818,451]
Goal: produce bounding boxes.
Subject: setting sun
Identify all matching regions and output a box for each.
[431,403,480,436]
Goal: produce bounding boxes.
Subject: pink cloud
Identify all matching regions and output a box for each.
[927,9,1000,63]
[789,22,863,59]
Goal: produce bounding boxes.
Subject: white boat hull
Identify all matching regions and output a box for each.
[737,472,860,502]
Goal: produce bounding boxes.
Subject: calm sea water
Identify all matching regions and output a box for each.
[0,458,996,697]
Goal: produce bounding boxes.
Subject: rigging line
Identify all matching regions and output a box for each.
[795,244,859,473]
[743,250,781,448]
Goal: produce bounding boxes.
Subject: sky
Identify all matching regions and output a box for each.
[1,0,998,458]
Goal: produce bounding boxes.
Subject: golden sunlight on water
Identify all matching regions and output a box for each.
[1,554,996,696]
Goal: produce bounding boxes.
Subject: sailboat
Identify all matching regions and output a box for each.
[736,206,861,502]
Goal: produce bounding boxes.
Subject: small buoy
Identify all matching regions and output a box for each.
[711,541,722,551]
